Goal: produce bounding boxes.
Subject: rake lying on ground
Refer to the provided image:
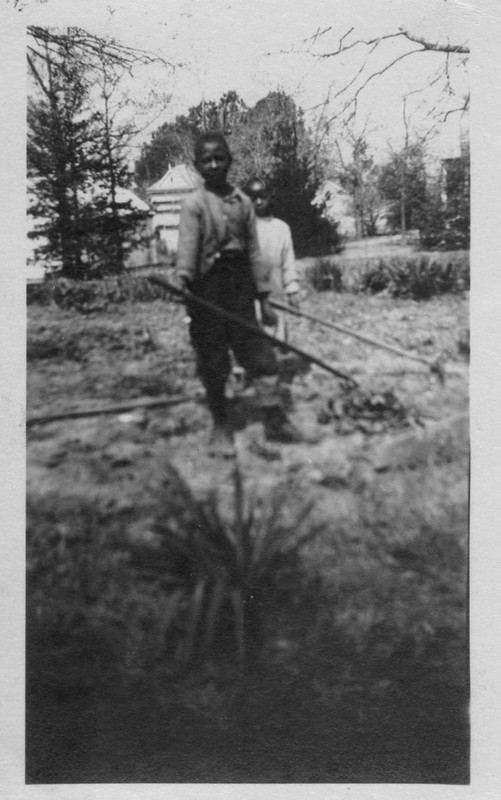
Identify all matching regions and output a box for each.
[270,300,446,384]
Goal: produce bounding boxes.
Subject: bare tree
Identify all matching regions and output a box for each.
[283,19,469,133]
[330,118,383,238]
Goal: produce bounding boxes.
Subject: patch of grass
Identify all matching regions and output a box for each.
[26,494,173,681]
[27,456,467,699]
[27,465,323,684]
[299,463,468,685]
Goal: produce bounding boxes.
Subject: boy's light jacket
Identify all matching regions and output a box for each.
[176,186,272,295]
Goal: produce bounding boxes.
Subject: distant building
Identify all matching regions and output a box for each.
[146,164,201,257]
[313,181,356,238]
[114,187,157,270]
[313,180,393,239]
[27,183,157,278]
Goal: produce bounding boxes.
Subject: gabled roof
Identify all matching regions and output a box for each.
[147,163,201,194]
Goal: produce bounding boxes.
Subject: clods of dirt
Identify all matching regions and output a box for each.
[317,386,422,435]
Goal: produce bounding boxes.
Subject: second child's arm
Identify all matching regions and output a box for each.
[282,225,300,309]
[245,202,277,326]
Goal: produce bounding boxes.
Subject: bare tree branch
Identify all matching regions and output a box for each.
[294,25,469,58]
[316,31,404,59]
[285,21,470,140]
[398,28,469,54]
[28,25,178,71]
[323,47,425,129]
[442,97,470,121]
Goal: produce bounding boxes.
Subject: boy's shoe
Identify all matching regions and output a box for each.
[208,425,236,458]
[263,409,323,445]
[265,419,308,444]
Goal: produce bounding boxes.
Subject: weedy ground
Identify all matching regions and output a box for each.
[26,278,469,783]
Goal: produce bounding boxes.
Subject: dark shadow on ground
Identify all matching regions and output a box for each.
[26,648,469,784]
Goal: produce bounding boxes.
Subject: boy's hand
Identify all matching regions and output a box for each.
[260,299,278,328]
[287,292,300,310]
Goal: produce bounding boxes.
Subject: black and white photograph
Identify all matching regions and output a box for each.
[7,0,482,788]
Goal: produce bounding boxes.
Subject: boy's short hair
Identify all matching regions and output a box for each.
[194,131,232,164]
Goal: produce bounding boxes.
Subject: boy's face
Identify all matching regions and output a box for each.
[196,142,231,189]
[246,182,270,217]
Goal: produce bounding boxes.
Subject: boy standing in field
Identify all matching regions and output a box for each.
[176,131,304,457]
[244,177,300,340]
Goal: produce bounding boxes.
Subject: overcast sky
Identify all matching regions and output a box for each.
[25,0,474,157]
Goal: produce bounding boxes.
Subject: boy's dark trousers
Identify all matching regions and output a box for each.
[187,252,279,426]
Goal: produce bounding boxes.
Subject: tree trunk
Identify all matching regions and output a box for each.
[103,86,125,274]
[353,184,362,239]
[400,155,407,246]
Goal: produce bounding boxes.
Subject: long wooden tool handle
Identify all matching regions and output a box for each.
[27,393,202,428]
[150,275,357,387]
[270,299,443,371]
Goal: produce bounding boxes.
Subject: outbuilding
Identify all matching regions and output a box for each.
[146,164,201,258]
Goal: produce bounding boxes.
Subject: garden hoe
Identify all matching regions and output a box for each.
[270,300,446,384]
[148,275,358,387]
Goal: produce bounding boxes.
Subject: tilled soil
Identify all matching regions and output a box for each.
[27,292,468,504]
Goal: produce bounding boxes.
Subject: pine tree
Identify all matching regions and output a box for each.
[28,26,156,277]
[27,39,97,277]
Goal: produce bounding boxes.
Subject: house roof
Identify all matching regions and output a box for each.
[147,164,201,194]
[27,179,152,216]
[113,186,152,213]
[78,185,152,214]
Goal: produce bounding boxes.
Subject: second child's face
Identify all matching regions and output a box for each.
[196,142,231,189]
[247,183,270,217]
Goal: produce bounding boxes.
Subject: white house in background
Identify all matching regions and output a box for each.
[313,180,394,239]
[115,187,157,269]
[27,183,157,278]
[313,181,356,238]
[146,164,201,257]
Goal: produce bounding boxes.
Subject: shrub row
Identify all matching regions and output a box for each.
[305,251,469,300]
[28,251,469,310]
[27,271,173,312]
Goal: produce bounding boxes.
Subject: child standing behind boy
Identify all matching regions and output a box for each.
[176,132,305,457]
[244,177,300,340]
